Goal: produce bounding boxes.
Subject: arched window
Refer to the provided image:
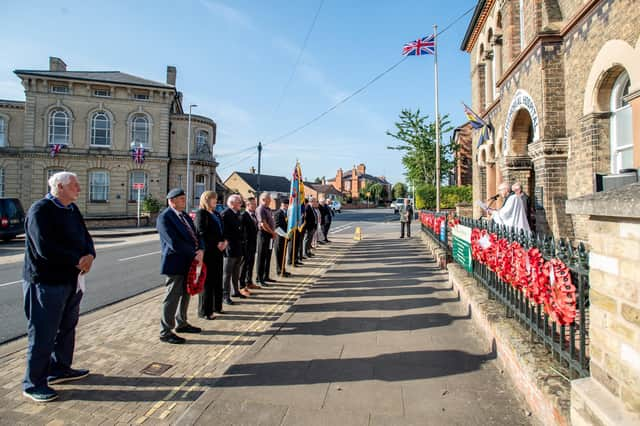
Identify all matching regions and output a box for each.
[0,117,5,147]
[610,71,633,172]
[89,170,110,202]
[131,114,149,147]
[129,170,148,201]
[91,112,111,147]
[196,130,208,151]
[48,110,70,145]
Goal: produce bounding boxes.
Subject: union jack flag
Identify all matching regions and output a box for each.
[132,146,145,164]
[49,144,62,158]
[402,35,435,56]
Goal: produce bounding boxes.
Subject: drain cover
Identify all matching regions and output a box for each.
[141,362,172,376]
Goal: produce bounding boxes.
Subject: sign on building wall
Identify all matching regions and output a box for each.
[452,224,472,273]
[503,89,540,155]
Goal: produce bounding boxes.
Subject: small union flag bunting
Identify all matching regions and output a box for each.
[132,146,145,164]
[49,144,63,158]
[402,35,436,56]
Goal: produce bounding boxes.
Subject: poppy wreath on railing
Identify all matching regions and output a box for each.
[186,260,207,296]
[469,228,577,325]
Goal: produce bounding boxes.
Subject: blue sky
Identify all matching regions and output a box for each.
[0,0,475,185]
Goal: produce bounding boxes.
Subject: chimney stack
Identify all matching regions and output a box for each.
[249,166,256,174]
[357,163,366,175]
[49,57,67,72]
[351,166,359,199]
[166,66,177,86]
[335,168,343,191]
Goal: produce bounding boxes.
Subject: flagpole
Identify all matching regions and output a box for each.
[433,24,441,213]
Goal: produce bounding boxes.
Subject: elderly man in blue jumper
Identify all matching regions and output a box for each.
[22,171,95,402]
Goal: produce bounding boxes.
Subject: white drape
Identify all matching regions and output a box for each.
[492,195,531,233]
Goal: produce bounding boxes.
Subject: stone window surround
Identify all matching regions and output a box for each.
[0,113,8,147]
[127,108,154,151]
[128,169,148,202]
[45,103,74,147]
[88,169,110,203]
[0,167,4,197]
[88,107,114,148]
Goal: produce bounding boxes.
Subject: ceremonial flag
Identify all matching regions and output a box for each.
[287,163,305,235]
[402,35,435,56]
[462,102,494,147]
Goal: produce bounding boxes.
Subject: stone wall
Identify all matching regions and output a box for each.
[567,183,640,425]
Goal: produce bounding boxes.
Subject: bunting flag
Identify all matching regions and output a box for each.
[287,162,306,235]
[463,102,494,147]
[49,144,63,158]
[132,146,145,164]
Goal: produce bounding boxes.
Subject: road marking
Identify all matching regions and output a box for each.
[134,244,348,424]
[118,251,161,262]
[0,280,21,288]
[329,222,354,234]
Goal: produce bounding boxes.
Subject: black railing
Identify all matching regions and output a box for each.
[420,211,451,257]
[420,213,590,379]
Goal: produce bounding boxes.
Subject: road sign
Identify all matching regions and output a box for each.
[133,183,145,190]
[452,224,472,273]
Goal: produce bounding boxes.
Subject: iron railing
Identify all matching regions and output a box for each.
[420,212,590,379]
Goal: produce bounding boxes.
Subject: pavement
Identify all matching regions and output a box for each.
[0,216,532,425]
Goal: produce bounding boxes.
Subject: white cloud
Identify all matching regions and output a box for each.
[199,0,255,30]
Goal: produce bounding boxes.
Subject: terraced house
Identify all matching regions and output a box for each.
[0,57,222,222]
[462,0,640,240]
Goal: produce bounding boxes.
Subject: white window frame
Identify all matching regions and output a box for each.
[89,170,110,202]
[129,170,148,201]
[48,109,70,146]
[133,92,149,101]
[93,88,111,98]
[90,112,112,147]
[194,174,206,207]
[0,168,4,197]
[131,114,150,148]
[610,71,633,173]
[50,85,70,94]
[0,117,5,147]
[196,130,208,151]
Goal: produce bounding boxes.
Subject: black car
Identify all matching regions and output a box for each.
[0,198,25,241]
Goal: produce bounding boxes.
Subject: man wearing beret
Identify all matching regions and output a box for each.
[156,188,204,344]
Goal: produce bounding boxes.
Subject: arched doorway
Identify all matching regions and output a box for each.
[507,108,536,230]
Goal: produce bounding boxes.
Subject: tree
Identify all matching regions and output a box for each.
[359,182,385,204]
[392,182,407,199]
[313,177,322,184]
[386,109,456,186]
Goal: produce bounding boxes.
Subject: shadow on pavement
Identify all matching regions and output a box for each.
[216,348,496,388]
[290,295,459,313]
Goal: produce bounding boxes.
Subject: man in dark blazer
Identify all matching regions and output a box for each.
[157,188,204,344]
[274,197,290,277]
[303,198,318,257]
[221,194,245,304]
[240,197,259,293]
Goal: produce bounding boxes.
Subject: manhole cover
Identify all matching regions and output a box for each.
[141,362,172,376]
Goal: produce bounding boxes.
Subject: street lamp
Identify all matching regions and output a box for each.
[186,104,197,212]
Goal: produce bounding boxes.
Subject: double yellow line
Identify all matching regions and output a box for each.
[136,248,344,424]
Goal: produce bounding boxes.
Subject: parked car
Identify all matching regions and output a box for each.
[390,198,404,214]
[0,198,26,242]
[330,200,342,213]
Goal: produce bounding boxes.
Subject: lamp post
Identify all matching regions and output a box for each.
[186,104,197,213]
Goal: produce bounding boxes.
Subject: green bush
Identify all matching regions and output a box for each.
[415,184,472,209]
[142,195,162,213]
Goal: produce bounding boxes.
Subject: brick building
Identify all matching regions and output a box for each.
[223,171,290,208]
[327,163,392,202]
[0,57,222,218]
[451,122,473,186]
[461,0,640,240]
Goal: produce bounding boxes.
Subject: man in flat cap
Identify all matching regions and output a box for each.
[156,188,204,344]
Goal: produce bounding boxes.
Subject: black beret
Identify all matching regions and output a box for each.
[166,188,185,199]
